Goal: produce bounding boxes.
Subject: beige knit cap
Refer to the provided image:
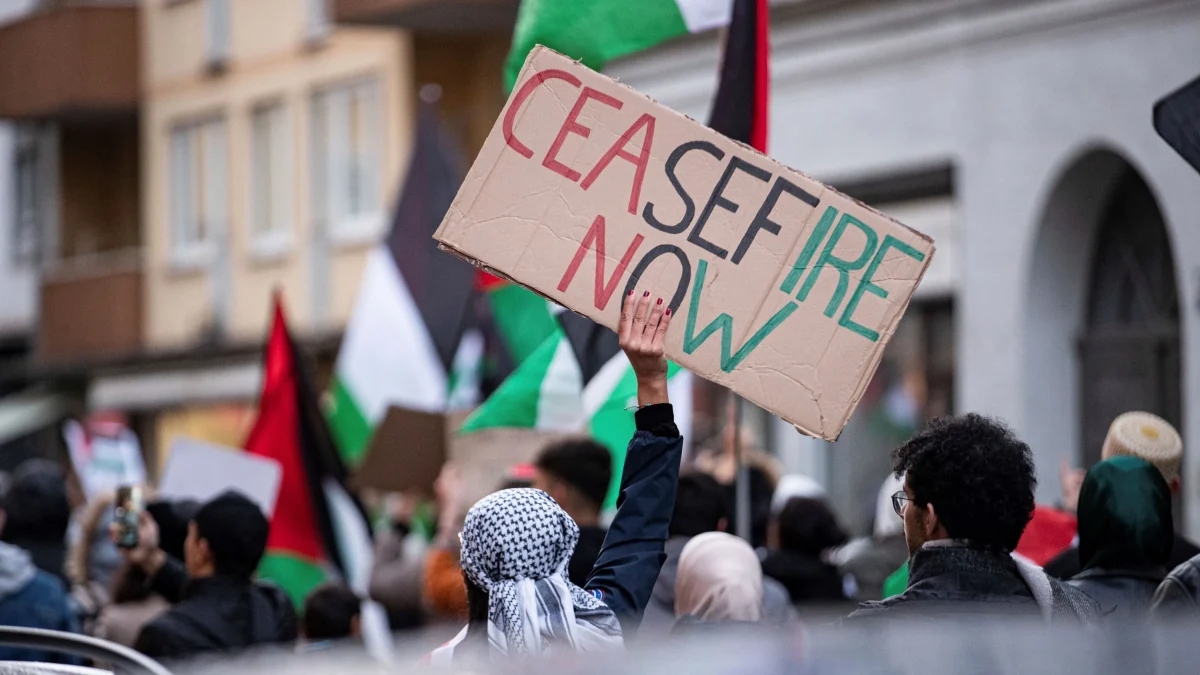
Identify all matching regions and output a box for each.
[1101,411,1182,483]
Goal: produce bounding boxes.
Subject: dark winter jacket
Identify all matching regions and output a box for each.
[846,541,1100,623]
[1066,456,1171,620]
[583,404,684,629]
[134,556,297,661]
[0,541,81,664]
[1151,553,1200,616]
[760,549,847,605]
[1045,533,1200,580]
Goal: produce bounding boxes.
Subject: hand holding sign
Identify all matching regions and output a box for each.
[620,290,672,406]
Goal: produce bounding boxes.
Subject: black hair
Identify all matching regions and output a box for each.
[534,438,612,510]
[776,497,848,556]
[303,582,362,641]
[669,472,728,537]
[147,499,201,562]
[893,413,1036,552]
[192,491,270,579]
[0,459,70,542]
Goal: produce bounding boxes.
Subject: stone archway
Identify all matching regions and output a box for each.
[1078,168,1181,470]
[1020,146,1179,502]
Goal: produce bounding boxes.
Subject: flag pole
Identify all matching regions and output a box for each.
[732,394,750,541]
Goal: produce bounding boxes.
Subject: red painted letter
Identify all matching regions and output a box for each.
[503,69,581,159]
[580,113,656,215]
[557,214,646,310]
[543,87,624,182]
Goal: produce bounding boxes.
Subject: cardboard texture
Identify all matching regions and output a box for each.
[158,438,282,516]
[353,407,448,495]
[435,47,935,441]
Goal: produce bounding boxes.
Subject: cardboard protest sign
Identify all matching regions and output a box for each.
[352,407,447,495]
[435,47,935,440]
[158,437,282,516]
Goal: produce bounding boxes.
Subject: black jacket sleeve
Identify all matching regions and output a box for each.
[148,556,189,604]
[586,403,683,628]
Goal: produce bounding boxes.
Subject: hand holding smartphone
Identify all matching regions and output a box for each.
[114,485,144,549]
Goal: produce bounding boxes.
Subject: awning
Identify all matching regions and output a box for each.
[0,389,73,446]
[87,360,261,412]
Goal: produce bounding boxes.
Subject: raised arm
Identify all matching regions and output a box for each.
[585,291,683,629]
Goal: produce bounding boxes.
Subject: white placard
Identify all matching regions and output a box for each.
[158,437,282,516]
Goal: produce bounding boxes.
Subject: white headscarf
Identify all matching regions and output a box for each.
[772,474,826,515]
[675,532,763,622]
[454,488,623,658]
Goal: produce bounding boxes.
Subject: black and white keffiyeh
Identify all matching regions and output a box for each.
[456,488,623,657]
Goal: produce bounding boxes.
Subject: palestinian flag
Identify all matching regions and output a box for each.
[246,298,392,659]
[709,0,770,152]
[505,0,734,91]
[326,101,476,466]
[461,311,692,510]
[477,270,556,372]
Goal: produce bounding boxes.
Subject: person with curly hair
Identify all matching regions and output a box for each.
[846,413,1100,623]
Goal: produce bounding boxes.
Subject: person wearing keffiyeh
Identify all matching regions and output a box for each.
[427,290,685,665]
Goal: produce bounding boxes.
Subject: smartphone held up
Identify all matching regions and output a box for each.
[114,485,143,549]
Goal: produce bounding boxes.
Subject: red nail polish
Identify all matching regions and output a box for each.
[628,289,633,296]
[656,298,663,305]
[643,291,650,297]
[665,308,672,316]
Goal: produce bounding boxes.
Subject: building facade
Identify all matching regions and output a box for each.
[610,0,1200,534]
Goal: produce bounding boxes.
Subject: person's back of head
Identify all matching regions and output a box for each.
[675,531,763,622]
[533,438,612,523]
[893,413,1035,554]
[771,474,825,516]
[190,491,269,580]
[458,488,622,656]
[777,497,847,557]
[147,498,201,562]
[670,472,728,538]
[1101,411,1182,493]
[0,459,70,544]
[1077,456,1172,572]
[303,583,362,641]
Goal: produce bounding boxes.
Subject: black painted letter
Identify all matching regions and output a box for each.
[642,140,725,235]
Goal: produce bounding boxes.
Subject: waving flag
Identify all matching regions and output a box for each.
[247,297,392,660]
[505,0,733,92]
[461,311,692,509]
[326,101,476,466]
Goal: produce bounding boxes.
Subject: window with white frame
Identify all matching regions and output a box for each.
[12,128,41,266]
[250,102,292,257]
[169,117,226,268]
[311,78,383,243]
[206,0,231,70]
[305,0,331,44]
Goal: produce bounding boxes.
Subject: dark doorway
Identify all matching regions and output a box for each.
[1078,169,1181,476]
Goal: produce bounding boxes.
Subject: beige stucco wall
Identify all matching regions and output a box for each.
[140,0,413,349]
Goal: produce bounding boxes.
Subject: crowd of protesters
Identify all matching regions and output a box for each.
[2,291,1200,667]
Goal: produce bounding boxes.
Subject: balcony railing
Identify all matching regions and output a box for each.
[0,4,140,119]
[39,249,143,362]
[333,0,518,32]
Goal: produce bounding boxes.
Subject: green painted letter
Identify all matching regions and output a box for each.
[796,213,879,318]
[684,260,799,373]
[838,235,928,341]
[779,205,838,294]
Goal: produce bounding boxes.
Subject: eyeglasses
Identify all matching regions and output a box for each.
[891,490,911,516]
